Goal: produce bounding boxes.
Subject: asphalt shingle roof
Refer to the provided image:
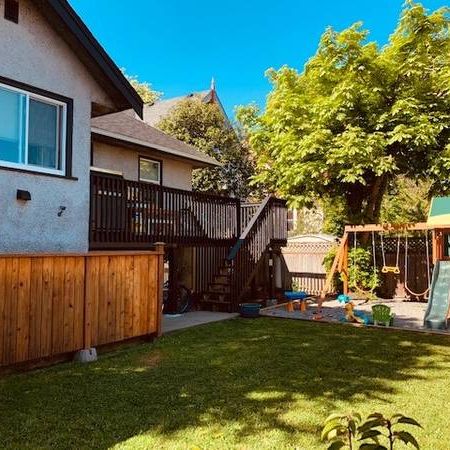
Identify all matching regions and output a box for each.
[143,91,210,126]
[91,110,220,167]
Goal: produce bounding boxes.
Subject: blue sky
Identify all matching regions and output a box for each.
[70,0,446,117]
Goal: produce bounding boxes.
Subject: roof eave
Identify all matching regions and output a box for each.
[91,128,221,168]
[42,0,143,118]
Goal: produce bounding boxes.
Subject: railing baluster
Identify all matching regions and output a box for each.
[90,172,274,250]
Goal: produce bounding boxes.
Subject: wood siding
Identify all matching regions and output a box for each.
[0,249,164,367]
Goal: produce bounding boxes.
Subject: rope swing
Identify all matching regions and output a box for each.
[350,231,378,297]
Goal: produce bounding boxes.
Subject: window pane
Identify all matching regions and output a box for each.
[0,86,26,164]
[140,159,160,183]
[28,99,59,169]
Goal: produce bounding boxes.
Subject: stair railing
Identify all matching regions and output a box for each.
[227,196,287,308]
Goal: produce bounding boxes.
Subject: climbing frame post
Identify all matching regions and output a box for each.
[321,232,348,298]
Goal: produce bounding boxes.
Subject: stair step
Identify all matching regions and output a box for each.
[213,275,230,284]
[202,291,230,302]
[219,267,232,276]
[209,283,231,293]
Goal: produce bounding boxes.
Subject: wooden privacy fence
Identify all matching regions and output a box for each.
[282,241,335,295]
[0,248,164,367]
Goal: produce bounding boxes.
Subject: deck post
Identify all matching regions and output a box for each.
[236,198,242,236]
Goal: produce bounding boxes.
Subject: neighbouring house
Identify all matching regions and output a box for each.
[143,79,230,128]
[0,0,288,369]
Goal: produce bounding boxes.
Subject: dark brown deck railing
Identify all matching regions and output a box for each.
[240,203,260,233]
[227,196,288,308]
[90,172,241,249]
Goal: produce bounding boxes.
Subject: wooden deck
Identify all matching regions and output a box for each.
[90,171,240,249]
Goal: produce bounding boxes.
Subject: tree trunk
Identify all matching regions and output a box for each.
[364,175,389,223]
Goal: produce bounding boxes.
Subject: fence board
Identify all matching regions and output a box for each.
[0,249,164,367]
[282,241,335,295]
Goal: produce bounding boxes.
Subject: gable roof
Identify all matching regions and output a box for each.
[143,91,210,126]
[144,88,229,127]
[34,0,143,117]
[91,111,220,168]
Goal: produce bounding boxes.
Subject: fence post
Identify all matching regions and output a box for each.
[155,243,166,337]
[74,254,98,363]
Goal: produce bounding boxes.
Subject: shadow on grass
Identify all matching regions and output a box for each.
[1,318,449,449]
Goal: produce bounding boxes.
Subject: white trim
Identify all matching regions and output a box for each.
[0,82,67,175]
[90,166,123,176]
[91,127,221,167]
[0,159,65,176]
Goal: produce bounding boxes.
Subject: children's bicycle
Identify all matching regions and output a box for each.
[163,280,193,315]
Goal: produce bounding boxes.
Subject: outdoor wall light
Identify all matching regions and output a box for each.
[57,206,67,217]
[16,190,31,201]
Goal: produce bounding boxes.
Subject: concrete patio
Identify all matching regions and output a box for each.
[162,311,239,334]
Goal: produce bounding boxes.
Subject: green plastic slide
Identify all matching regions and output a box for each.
[424,261,450,330]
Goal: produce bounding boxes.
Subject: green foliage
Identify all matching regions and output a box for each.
[380,177,431,224]
[321,198,348,236]
[123,70,162,104]
[288,207,324,236]
[323,245,343,293]
[158,98,256,198]
[322,412,362,449]
[243,2,450,227]
[348,247,380,293]
[322,411,422,449]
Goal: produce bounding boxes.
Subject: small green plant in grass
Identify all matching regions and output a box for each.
[358,413,421,450]
[322,412,422,450]
[321,412,362,449]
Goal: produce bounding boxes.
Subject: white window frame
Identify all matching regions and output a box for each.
[139,157,161,185]
[0,81,67,176]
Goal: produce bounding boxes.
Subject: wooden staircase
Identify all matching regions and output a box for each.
[201,261,233,312]
[200,196,288,312]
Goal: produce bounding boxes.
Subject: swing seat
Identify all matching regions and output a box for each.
[381,266,401,274]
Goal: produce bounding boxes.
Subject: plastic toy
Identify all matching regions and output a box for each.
[372,304,394,326]
[337,294,351,303]
[343,301,371,325]
[284,291,309,313]
[284,291,308,300]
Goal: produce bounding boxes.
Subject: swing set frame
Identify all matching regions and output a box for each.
[321,222,450,298]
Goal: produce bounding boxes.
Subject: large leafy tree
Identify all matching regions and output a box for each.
[158,97,255,198]
[123,71,161,104]
[244,2,450,225]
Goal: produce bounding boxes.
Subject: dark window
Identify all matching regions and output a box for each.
[5,0,19,24]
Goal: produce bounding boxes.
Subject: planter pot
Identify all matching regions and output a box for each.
[239,303,261,318]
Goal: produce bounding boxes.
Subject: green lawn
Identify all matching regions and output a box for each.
[1,318,450,449]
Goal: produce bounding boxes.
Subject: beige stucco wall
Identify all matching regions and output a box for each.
[93,141,194,191]
[0,0,115,252]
